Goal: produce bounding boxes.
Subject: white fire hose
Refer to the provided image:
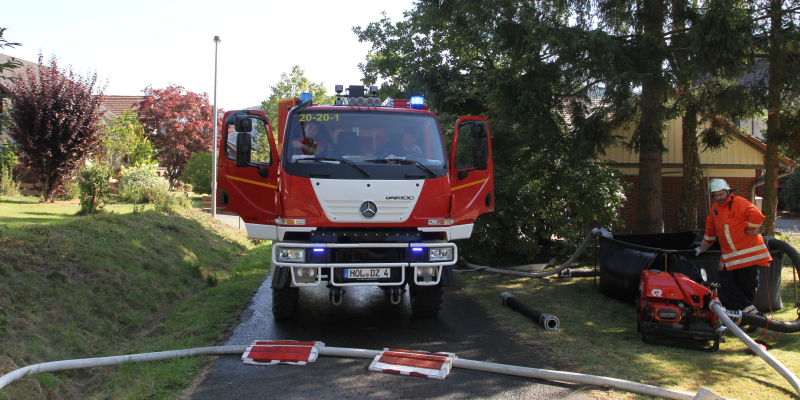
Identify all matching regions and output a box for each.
[1,344,729,399]
[710,301,800,396]
[461,228,610,278]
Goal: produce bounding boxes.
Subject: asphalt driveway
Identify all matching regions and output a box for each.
[189,280,594,399]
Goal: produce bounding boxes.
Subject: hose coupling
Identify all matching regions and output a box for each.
[724,309,743,326]
[500,292,513,306]
[540,314,560,332]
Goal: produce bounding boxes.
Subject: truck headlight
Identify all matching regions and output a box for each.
[277,248,306,262]
[429,248,453,261]
[416,266,435,277]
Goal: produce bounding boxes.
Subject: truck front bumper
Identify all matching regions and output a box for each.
[272,242,457,288]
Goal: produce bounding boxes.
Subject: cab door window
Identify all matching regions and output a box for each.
[455,124,476,169]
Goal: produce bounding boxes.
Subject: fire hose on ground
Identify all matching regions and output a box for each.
[500,292,560,332]
[0,343,729,399]
[458,228,610,278]
[712,301,800,397]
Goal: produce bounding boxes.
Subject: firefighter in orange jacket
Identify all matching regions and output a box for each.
[695,179,770,329]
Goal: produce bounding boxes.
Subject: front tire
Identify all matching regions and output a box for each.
[272,287,299,320]
[410,285,443,317]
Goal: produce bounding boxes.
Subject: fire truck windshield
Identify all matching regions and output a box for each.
[287,111,445,163]
[283,110,447,180]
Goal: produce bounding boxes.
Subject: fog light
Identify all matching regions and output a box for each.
[416,266,435,277]
[429,248,453,261]
[295,267,316,277]
[277,248,305,262]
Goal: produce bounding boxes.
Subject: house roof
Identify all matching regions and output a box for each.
[100,95,144,118]
[0,52,40,93]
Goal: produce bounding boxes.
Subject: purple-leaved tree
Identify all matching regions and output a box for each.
[9,53,105,201]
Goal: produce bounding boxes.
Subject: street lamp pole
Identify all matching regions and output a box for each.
[212,35,220,219]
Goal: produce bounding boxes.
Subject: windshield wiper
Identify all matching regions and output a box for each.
[300,157,371,178]
[364,158,436,176]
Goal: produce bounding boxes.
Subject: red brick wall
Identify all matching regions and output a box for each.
[618,175,758,233]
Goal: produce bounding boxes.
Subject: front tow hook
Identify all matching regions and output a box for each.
[330,287,345,306]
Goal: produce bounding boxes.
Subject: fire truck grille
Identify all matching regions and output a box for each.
[319,199,415,223]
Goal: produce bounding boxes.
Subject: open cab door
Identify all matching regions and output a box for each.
[217,110,280,240]
[449,117,494,236]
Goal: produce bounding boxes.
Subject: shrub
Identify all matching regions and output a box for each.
[118,166,168,203]
[0,142,19,196]
[181,152,212,195]
[77,164,111,215]
[61,175,80,200]
[152,189,175,213]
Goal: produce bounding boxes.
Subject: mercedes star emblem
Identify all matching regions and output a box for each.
[360,201,378,219]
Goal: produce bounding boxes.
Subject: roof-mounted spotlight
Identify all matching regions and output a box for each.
[369,85,378,96]
[348,85,365,97]
[335,85,343,94]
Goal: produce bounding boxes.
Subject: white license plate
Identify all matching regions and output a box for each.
[344,268,391,279]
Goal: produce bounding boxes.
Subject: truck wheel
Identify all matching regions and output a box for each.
[410,285,443,317]
[272,287,299,320]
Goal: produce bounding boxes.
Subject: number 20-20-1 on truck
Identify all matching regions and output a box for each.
[217,85,494,319]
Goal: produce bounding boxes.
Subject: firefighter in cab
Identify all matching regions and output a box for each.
[695,178,770,331]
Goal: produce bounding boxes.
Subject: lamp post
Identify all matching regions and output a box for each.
[211,35,220,219]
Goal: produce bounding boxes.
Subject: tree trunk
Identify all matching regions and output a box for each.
[762,0,783,235]
[41,157,52,203]
[635,0,668,233]
[677,104,701,231]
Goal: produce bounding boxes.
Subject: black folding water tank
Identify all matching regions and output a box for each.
[598,231,720,305]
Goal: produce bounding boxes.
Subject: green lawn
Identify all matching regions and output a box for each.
[0,194,206,228]
[0,195,270,399]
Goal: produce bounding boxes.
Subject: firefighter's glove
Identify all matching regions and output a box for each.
[694,246,705,257]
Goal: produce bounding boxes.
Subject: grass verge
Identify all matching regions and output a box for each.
[0,197,270,399]
[456,237,800,400]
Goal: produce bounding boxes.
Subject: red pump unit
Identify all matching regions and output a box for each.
[636,270,727,352]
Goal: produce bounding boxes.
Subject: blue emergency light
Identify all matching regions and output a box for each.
[412,247,424,252]
[300,92,313,103]
[313,248,325,253]
[410,96,424,110]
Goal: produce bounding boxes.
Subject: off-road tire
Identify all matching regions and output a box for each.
[272,287,299,320]
[410,285,443,317]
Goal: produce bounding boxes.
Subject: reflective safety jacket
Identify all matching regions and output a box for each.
[700,194,772,270]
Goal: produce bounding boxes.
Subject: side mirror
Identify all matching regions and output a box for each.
[471,123,485,138]
[235,131,252,168]
[234,114,253,133]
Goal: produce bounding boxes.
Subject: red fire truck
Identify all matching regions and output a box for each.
[217,85,494,318]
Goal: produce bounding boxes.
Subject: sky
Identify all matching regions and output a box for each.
[2,0,415,111]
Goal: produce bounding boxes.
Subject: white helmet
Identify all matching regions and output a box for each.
[708,178,731,193]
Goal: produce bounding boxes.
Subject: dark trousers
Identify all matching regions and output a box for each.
[718,264,761,311]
